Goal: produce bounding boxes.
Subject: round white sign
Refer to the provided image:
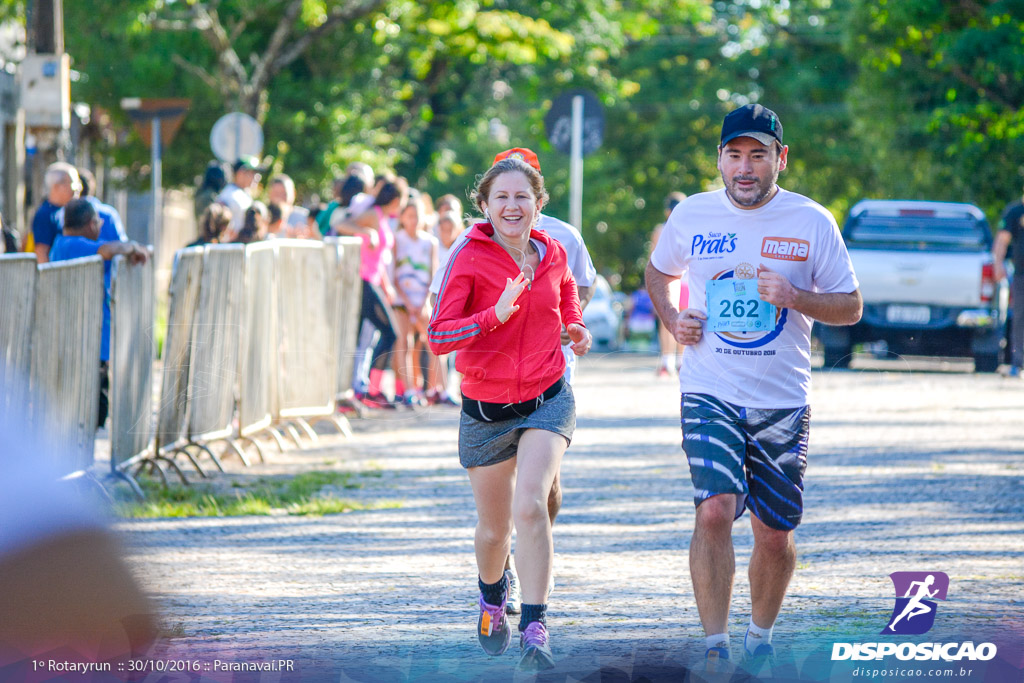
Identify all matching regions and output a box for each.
[210,112,264,163]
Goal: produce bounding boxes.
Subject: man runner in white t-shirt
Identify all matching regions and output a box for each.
[646,104,862,673]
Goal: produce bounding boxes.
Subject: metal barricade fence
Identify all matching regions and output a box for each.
[274,241,335,427]
[156,248,204,453]
[29,256,104,476]
[237,241,277,455]
[109,250,155,475]
[0,254,37,417]
[186,245,245,449]
[325,237,363,403]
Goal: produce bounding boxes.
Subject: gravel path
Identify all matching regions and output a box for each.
[115,354,1024,682]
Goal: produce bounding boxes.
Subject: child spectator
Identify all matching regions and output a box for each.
[188,204,232,247]
[393,198,439,406]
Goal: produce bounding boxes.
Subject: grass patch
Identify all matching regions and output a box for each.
[116,470,401,519]
[154,290,168,359]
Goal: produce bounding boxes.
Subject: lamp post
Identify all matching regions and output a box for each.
[120,98,189,263]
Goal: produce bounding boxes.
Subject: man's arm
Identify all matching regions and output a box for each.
[993,230,1012,282]
[577,283,596,311]
[645,260,705,345]
[34,243,50,263]
[758,264,862,325]
[98,240,149,265]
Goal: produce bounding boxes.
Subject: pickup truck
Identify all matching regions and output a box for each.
[816,199,1008,371]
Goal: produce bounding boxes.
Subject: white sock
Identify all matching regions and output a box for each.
[706,633,730,652]
[744,619,773,655]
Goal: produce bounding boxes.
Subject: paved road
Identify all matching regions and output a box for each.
[117,353,1024,682]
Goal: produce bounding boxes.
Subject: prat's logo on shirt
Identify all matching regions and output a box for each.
[761,236,809,261]
[691,232,737,257]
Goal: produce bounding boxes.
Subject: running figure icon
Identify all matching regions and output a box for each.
[887,575,938,631]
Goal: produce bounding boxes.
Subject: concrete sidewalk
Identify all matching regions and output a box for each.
[117,353,1024,681]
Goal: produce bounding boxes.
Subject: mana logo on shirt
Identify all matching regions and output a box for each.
[761,236,809,261]
[691,232,737,258]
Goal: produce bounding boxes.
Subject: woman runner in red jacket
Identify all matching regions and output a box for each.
[428,156,592,672]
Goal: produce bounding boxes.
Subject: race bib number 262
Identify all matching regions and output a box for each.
[705,279,776,333]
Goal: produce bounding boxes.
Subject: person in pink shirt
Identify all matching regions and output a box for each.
[335,177,407,407]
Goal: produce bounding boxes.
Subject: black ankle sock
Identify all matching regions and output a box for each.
[519,603,547,631]
[479,575,507,606]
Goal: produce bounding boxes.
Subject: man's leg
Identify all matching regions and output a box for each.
[748,514,796,631]
[741,404,809,660]
[690,494,738,637]
[681,393,748,664]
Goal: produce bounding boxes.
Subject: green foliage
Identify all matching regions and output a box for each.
[845,0,1024,219]
[52,0,1024,288]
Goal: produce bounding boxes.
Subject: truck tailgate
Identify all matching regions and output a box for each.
[849,249,985,307]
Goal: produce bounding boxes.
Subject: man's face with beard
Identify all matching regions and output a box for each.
[717,137,788,210]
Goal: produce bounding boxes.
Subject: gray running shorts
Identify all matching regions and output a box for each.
[458,385,575,469]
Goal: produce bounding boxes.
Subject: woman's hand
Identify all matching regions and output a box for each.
[567,323,592,356]
[495,272,529,323]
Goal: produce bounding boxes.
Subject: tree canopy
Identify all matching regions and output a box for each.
[5,0,1021,288]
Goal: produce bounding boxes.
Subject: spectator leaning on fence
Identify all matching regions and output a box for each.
[32,162,81,263]
[49,199,149,429]
[76,168,128,243]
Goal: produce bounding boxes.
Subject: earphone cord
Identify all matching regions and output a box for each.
[491,228,527,271]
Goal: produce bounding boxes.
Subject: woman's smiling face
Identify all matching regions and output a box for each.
[481,170,541,242]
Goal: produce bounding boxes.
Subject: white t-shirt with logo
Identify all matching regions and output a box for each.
[650,187,858,408]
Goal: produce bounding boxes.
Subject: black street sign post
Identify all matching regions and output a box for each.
[544,89,604,230]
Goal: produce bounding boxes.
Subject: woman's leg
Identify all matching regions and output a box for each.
[393,309,414,395]
[512,429,567,605]
[365,282,398,371]
[466,457,517,584]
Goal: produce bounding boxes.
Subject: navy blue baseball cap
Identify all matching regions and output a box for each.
[720,104,783,146]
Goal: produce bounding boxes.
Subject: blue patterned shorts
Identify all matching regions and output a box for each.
[681,393,810,531]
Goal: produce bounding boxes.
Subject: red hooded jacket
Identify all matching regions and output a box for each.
[428,222,583,403]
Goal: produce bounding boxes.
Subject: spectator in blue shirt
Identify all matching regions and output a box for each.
[77,168,127,243]
[49,199,148,428]
[32,162,81,263]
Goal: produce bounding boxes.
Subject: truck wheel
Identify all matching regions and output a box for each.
[823,344,852,369]
[973,351,999,373]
